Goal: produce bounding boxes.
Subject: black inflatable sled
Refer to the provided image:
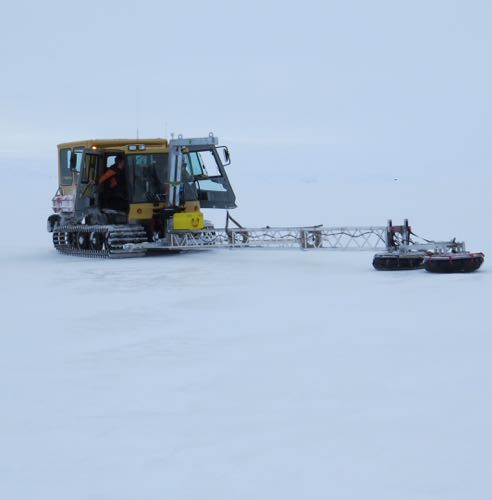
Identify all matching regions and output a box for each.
[424,252,484,273]
[372,253,425,271]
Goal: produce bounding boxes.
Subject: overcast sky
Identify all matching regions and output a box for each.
[1,0,491,176]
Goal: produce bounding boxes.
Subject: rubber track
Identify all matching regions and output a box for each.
[53,224,148,258]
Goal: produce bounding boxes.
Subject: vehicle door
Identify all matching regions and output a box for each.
[74,150,104,214]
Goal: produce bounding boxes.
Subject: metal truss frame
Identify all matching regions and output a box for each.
[166,225,388,251]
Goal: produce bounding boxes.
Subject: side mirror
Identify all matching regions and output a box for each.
[217,146,231,166]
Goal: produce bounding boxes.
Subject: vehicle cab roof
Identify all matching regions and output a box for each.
[57,138,169,150]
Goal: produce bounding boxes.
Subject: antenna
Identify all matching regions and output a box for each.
[135,89,140,139]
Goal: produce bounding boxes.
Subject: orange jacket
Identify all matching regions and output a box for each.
[99,168,118,189]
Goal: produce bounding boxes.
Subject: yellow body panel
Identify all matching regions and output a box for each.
[128,203,166,221]
[173,212,204,230]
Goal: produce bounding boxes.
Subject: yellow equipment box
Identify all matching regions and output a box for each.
[173,211,204,230]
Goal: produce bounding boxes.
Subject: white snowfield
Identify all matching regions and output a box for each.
[0,149,490,500]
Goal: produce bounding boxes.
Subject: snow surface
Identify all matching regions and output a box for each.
[0,149,490,500]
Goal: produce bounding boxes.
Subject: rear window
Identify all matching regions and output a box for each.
[59,148,72,185]
[59,148,83,185]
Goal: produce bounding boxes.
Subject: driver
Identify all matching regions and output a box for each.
[98,154,128,211]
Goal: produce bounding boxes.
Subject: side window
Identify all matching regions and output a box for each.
[72,149,84,173]
[198,151,220,177]
[126,153,169,202]
[196,179,227,193]
[105,154,118,169]
[187,151,221,178]
[189,152,202,175]
[59,148,72,185]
